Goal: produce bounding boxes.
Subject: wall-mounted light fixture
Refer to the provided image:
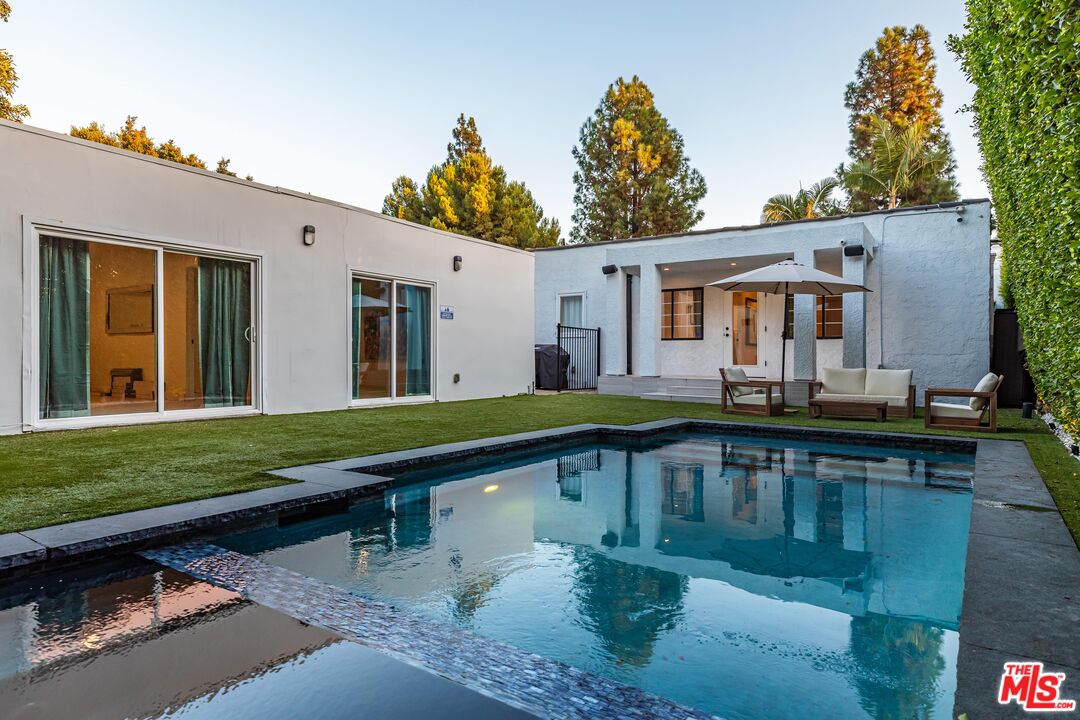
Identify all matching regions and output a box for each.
[302,225,316,246]
[453,255,462,272]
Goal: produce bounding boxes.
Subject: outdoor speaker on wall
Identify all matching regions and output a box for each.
[843,244,865,257]
[601,264,618,275]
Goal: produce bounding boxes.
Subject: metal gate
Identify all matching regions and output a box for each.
[557,324,601,390]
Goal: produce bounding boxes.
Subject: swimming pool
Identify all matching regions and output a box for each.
[223,431,975,719]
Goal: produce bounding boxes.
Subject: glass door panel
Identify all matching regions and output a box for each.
[163,252,253,410]
[353,277,392,399]
[731,291,759,366]
[395,283,432,397]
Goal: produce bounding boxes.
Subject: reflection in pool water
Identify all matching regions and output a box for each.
[0,561,529,719]
[224,432,975,719]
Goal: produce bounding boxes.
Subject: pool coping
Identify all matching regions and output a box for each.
[2,417,1077,716]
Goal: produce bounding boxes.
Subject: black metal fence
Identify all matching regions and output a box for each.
[556,324,600,391]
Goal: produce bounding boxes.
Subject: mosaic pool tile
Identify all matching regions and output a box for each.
[143,541,720,720]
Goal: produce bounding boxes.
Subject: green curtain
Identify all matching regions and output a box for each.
[401,284,431,396]
[351,278,361,399]
[39,236,91,418]
[199,258,251,407]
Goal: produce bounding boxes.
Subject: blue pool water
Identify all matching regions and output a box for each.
[224,432,975,719]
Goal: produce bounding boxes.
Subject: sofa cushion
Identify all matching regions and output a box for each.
[932,402,984,420]
[969,372,1000,410]
[821,368,866,395]
[813,393,909,408]
[734,393,783,406]
[865,369,912,398]
[724,367,753,397]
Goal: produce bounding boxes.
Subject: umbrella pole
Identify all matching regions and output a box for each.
[779,286,788,388]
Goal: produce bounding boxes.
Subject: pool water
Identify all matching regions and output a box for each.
[0,560,532,719]
[224,432,976,720]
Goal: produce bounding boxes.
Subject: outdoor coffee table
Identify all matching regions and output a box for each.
[808,398,888,422]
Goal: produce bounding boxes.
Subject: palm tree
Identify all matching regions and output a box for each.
[762,177,844,223]
[842,115,950,210]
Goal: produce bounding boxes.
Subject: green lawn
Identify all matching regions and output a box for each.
[0,394,1076,544]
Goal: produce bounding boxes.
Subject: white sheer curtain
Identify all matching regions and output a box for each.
[559,294,583,327]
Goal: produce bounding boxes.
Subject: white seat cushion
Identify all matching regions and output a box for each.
[931,402,984,420]
[733,393,783,406]
[969,372,1000,410]
[821,368,866,395]
[813,392,909,408]
[723,367,753,397]
[865,368,912,398]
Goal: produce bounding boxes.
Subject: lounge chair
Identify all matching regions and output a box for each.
[720,367,784,416]
[807,368,916,419]
[924,373,1003,432]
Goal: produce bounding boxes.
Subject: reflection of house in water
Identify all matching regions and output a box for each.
[0,567,341,719]
[528,437,972,629]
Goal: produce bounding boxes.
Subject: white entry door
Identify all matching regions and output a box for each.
[723,291,765,374]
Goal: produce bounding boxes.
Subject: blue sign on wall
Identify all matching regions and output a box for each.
[440,305,455,320]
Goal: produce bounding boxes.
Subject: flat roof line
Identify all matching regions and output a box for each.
[0,119,533,257]
[535,198,991,252]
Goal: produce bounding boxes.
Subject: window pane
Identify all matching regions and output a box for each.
[164,252,252,410]
[663,288,702,340]
[559,295,583,327]
[396,283,432,397]
[84,240,157,417]
[353,277,392,399]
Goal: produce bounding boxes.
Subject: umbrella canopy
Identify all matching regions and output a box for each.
[707,259,871,295]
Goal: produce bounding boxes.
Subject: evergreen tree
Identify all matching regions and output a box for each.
[571,76,706,243]
[0,1,29,123]
[70,116,208,169]
[382,115,561,249]
[843,26,959,210]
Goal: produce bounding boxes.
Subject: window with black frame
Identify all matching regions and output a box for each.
[784,294,843,339]
[661,288,703,340]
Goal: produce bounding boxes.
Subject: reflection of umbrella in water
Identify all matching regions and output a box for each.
[712,534,870,582]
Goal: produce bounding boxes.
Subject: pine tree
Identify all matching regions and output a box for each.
[571,76,706,243]
[0,1,29,123]
[842,26,959,210]
[382,115,561,249]
[70,116,208,169]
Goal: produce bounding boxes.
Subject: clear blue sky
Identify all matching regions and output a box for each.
[7,0,987,233]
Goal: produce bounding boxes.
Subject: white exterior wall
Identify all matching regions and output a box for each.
[534,201,992,402]
[0,121,534,434]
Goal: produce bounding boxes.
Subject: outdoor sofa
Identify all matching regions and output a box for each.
[807,368,916,420]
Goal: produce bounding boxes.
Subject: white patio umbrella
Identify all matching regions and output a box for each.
[707,260,871,384]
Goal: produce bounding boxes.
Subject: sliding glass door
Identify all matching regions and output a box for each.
[37,233,257,424]
[352,275,432,402]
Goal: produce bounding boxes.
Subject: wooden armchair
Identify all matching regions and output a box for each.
[719,367,785,417]
[924,374,1003,432]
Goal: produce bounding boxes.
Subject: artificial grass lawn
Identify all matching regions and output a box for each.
[0,394,1076,543]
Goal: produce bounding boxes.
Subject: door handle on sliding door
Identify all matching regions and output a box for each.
[244,326,254,342]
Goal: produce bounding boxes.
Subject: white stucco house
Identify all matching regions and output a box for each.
[534,200,993,405]
[0,120,534,434]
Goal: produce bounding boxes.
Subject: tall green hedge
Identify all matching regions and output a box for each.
[950,0,1080,435]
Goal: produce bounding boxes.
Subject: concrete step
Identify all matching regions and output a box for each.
[665,385,728,397]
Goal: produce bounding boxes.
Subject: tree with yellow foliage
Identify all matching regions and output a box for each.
[383,114,560,249]
[71,116,208,169]
[0,0,29,123]
[571,76,706,243]
[842,26,958,210]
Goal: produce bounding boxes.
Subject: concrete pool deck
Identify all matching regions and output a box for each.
[1,418,1077,717]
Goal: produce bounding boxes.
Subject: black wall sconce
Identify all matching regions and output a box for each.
[302,225,316,246]
[453,255,462,272]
